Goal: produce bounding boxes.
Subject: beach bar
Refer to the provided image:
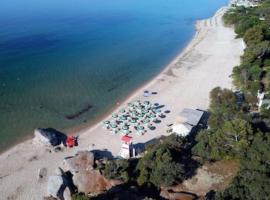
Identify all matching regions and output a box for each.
[172,108,204,136]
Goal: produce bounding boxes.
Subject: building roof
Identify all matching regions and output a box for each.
[121,135,133,143]
[178,108,204,126]
[172,123,193,136]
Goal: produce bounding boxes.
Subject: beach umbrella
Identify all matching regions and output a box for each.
[121,127,130,134]
[138,112,144,118]
[150,113,157,119]
[142,118,150,124]
[112,113,118,118]
[159,113,166,118]
[103,120,110,125]
[143,90,150,97]
[134,100,141,106]
[153,118,160,123]
[143,101,150,105]
[122,125,129,130]
[119,115,127,121]
[137,126,144,131]
[120,108,126,113]
[155,109,162,113]
[110,123,118,129]
[130,118,137,124]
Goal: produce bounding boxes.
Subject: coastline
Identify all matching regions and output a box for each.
[0,9,197,155]
[0,5,245,200]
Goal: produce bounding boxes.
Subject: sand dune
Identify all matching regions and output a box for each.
[0,6,244,200]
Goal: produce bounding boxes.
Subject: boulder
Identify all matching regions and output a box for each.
[47,173,73,200]
[63,188,72,200]
[47,175,63,198]
[34,128,66,147]
[73,170,122,194]
[64,151,94,173]
[38,168,47,180]
[160,190,197,200]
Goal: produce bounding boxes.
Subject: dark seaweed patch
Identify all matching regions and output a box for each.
[107,86,117,92]
[65,104,93,120]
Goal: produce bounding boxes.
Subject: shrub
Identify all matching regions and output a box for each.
[103,159,130,182]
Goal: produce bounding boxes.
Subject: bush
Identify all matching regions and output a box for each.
[72,193,89,200]
[103,159,130,182]
[136,145,185,187]
[235,16,261,36]
[243,25,264,45]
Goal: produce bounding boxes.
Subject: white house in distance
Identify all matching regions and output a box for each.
[172,108,204,137]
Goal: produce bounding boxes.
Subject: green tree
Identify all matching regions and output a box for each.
[193,119,253,161]
[103,159,130,182]
[244,26,264,45]
[208,87,242,129]
[210,133,270,200]
[136,145,185,187]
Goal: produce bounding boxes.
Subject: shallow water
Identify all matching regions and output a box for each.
[0,0,228,151]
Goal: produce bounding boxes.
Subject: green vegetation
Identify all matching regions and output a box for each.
[101,135,196,188]
[103,159,130,182]
[194,1,270,199]
[136,139,185,187]
[193,87,254,161]
[72,193,90,200]
[212,133,270,200]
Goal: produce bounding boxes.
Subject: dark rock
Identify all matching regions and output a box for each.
[34,128,66,147]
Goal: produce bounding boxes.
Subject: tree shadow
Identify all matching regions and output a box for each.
[91,149,114,160]
[91,182,165,200]
[133,138,160,154]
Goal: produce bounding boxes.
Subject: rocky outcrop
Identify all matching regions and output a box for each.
[33,128,66,147]
[46,168,73,200]
[63,151,94,173]
[73,170,122,194]
[160,190,197,200]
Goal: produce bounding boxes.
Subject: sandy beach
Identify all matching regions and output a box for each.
[0,6,244,200]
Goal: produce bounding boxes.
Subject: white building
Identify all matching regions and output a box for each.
[257,91,270,110]
[172,108,204,137]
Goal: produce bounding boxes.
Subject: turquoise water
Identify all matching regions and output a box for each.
[0,0,228,151]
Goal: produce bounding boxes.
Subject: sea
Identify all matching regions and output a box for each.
[0,0,228,151]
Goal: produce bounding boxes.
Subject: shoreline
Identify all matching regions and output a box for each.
[0,4,245,199]
[0,14,195,155]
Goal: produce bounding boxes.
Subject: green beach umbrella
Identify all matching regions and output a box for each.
[142,118,150,124]
[130,118,137,124]
[122,125,129,130]
[110,123,118,129]
[103,121,110,125]
[155,109,162,113]
[120,108,126,113]
[120,115,127,121]
[143,101,150,105]
[112,113,118,118]
[150,113,156,119]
